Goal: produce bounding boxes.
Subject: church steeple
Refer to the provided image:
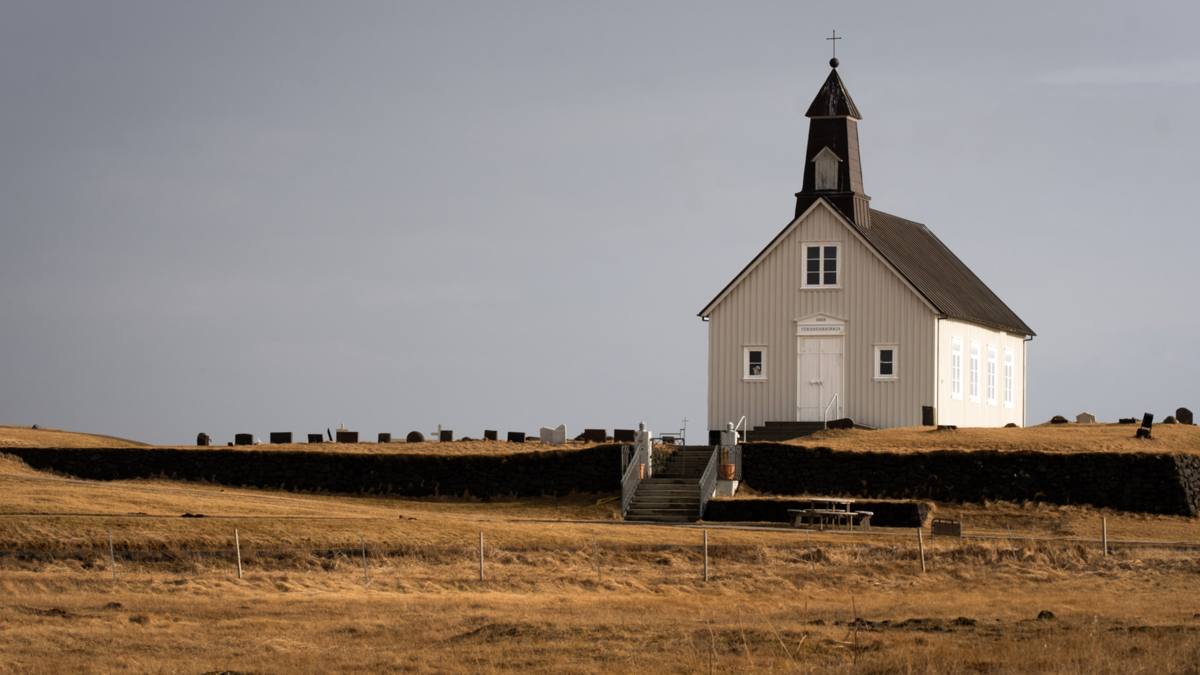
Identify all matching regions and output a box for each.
[795,58,871,228]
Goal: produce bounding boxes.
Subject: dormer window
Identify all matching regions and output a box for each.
[812,146,842,191]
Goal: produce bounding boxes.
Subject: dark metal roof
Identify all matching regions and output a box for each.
[861,208,1034,336]
[804,68,861,119]
[697,200,1035,337]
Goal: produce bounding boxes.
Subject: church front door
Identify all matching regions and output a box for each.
[797,335,844,421]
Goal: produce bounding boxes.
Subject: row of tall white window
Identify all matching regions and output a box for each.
[950,338,1014,407]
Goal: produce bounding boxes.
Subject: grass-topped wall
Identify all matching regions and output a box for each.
[740,444,1200,516]
[5,445,623,499]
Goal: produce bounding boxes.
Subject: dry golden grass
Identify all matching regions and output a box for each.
[0,425,149,449]
[783,422,1200,454]
[2,453,1200,672]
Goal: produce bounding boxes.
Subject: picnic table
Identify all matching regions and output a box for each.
[788,497,873,530]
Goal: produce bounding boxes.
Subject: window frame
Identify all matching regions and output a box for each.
[950,338,963,400]
[969,342,981,402]
[742,346,767,382]
[1003,349,1015,408]
[986,345,998,406]
[874,344,898,381]
[800,242,842,289]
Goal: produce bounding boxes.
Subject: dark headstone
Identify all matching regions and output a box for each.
[269,432,292,444]
[1049,415,1068,424]
[582,428,606,443]
[484,430,498,441]
[439,430,453,442]
[196,433,210,446]
[507,431,526,443]
[335,430,358,443]
[1118,417,1137,425]
[405,431,425,443]
[827,417,855,430]
[1141,413,1154,429]
[307,434,323,443]
[1163,416,1178,425]
[1136,427,1152,440]
[377,433,391,443]
[936,425,957,432]
[921,405,935,426]
[234,433,253,446]
[613,429,636,443]
[1004,422,1018,428]
[708,430,722,446]
[1178,408,1194,425]
[226,442,233,447]
[1037,610,1056,621]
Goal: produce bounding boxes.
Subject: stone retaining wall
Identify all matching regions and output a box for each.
[740,444,1200,516]
[5,446,622,499]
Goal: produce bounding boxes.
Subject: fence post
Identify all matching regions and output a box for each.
[1102,517,1108,556]
[361,537,369,586]
[917,528,926,574]
[703,529,709,582]
[107,530,117,582]
[235,528,243,579]
[478,531,484,582]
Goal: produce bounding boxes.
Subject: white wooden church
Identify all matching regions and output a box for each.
[699,58,1034,433]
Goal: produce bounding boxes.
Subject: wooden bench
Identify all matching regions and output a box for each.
[788,508,874,530]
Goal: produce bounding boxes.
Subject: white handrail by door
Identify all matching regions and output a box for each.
[823,393,840,430]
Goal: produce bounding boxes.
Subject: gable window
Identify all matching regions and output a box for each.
[986,346,997,405]
[1003,350,1015,408]
[812,146,842,191]
[969,342,980,402]
[950,338,963,400]
[802,243,840,288]
[874,345,898,381]
[743,347,766,381]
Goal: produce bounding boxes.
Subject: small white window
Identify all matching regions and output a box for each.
[950,338,963,400]
[1003,350,1015,408]
[969,342,980,402]
[986,346,997,405]
[802,242,840,288]
[743,347,766,381]
[874,345,898,380]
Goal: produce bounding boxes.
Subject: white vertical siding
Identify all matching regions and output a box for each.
[706,202,937,430]
[934,319,1026,427]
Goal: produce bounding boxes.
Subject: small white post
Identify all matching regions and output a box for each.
[361,536,369,586]
[703,529,709,582]
[107,530,117,582]
[917,528,927,574]
[1102,517,1108,556]
[478,531,484,582]
[234,528,243,579]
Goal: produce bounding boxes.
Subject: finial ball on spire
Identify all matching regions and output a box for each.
[829,57,839,68]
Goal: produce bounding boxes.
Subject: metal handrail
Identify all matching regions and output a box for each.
[823,393,841,430]
[620,443,647,517]
[697,447,720,519]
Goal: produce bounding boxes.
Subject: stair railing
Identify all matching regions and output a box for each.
[697,446,721,519]
[823,393,841,430]
[620,442,649,518]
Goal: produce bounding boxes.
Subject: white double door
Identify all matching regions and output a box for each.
[797,336,844,421]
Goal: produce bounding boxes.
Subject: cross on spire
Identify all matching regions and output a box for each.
[826,29,842,67]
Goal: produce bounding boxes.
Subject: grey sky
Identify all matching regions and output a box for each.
[2,1,1197,444]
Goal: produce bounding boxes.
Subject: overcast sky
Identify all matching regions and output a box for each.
[2,1,1198,444]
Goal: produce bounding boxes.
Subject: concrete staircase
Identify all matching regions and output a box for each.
[746,421,827,442]
[624,446,714,523]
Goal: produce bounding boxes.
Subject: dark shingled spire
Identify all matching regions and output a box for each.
[804,67,861,119]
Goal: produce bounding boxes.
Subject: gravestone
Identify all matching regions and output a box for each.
[614,429,636,444]
[406,431,425,443]
[1118,417,1137,425]
[1136,427,1152,440]
[1049,415,1068,424]
[335,430,359,443]
[1163,416,1177,424]
[196,433,210,447]
[377,433,391,443]
[483,430,498,441]
[507,431,526,443]
[1142,413,1155,429]
[439,430,453,442]
[234,433,253,446]
[582,428,606,443]
[307,434,323,443]
[1178,408,1194,425]
[539,427,555,444]
[921,406,935,426]
[1004,422,1018,428]
[1075,412,1096,424]
[269,432,292,444]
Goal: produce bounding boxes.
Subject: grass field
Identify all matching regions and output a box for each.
[2,446,1200,673]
